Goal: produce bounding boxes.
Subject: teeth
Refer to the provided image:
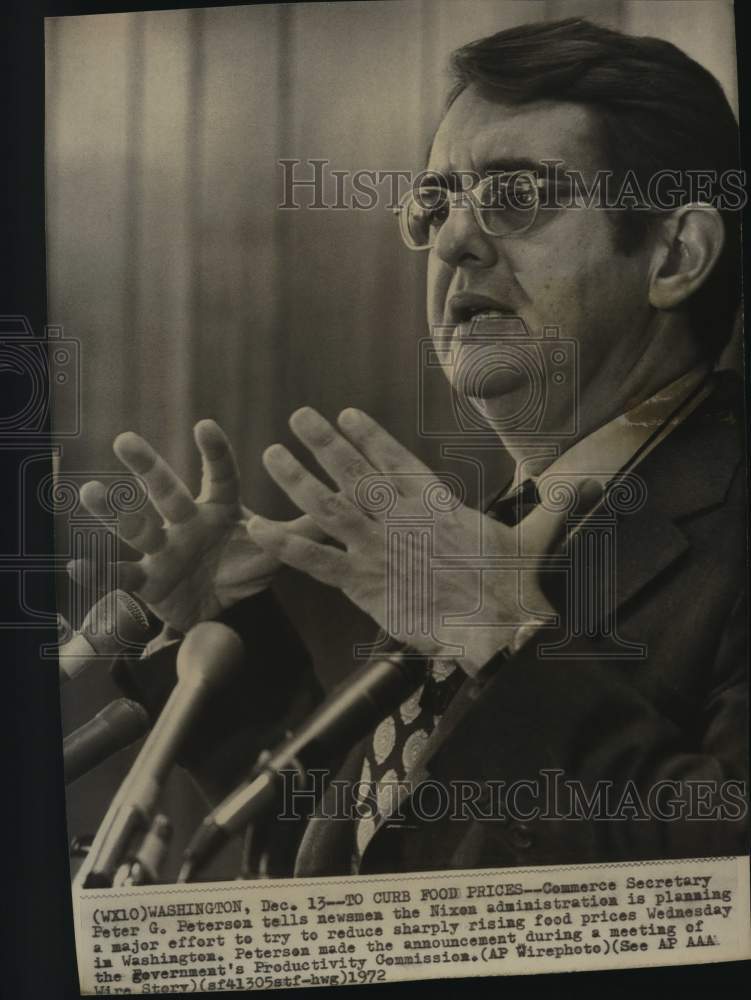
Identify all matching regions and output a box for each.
[463,309,505,322]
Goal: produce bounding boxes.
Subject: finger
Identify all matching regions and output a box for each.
[66,557,98,590]
[287,513,330,542]
[262,444,369,545]
[114,432,197,525]
[194,419,241,506]
[336,408,432,484]
[67,558,147,595]
[288,407,376,499]
[111,560,149,594]
[241,504,328,542]
[247,516,347,587]
[80,480,166,555]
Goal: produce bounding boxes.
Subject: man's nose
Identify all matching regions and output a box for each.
[433,197,498,269]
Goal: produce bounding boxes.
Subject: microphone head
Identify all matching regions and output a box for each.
[115,590,155,633]
[63,698,150,783]
[80,590,159,657]
[176,621,245,687]
[98,697,151,740]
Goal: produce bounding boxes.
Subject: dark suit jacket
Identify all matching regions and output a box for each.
[117,372,748,878]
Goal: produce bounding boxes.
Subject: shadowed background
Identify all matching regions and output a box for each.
[45,0,740,878]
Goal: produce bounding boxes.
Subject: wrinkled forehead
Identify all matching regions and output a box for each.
[427,86,605,179]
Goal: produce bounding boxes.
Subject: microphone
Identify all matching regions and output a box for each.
[58,590,159,682]
[63,698,150,785]
[179,649,428,880]
[113,814,173,886]
[81,621,244,888]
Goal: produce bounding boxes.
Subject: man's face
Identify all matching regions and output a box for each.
[425,87,655,428]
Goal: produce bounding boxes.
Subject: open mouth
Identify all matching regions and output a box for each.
[456,310,526,341]
[446,293,525,340]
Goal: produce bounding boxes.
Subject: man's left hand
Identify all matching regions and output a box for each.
[247,407,567,674]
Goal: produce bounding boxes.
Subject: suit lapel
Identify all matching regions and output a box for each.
[585,370,742,625]
[296,373,743,875]
[293,739,366,877]
[366,372,744,808]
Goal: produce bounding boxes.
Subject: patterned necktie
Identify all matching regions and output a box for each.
[351,478,540,869]
[352,658,465,867]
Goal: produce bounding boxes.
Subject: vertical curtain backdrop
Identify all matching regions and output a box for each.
[45,0,739,511]
[47,0,740,873]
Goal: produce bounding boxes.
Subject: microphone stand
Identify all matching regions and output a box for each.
[180,750,315,884]
[70,814,173,887]
[113,815,173,886]
[73,621,243,889]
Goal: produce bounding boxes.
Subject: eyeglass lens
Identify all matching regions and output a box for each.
[404,173,539,247]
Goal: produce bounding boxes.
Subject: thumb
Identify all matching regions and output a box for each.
[242,512,328,541]
[285,513,330,543]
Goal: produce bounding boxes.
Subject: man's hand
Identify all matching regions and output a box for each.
[246,407,574,675]
[68,419,323,634]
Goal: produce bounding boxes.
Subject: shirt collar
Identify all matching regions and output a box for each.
[510,364,712,492]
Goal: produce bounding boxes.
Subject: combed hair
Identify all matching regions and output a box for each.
[449,18,741,359]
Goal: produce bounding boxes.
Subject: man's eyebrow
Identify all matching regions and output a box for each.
[421,158,567,188]
[480,157,552,175]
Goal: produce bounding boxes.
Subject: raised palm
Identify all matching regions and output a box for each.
[69,420,319,633]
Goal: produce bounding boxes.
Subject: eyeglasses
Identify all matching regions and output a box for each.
[395,170,551,251]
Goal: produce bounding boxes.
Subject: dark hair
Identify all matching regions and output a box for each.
[448,18,741,360]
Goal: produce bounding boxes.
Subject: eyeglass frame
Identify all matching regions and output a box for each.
[393,169,565,251]
[392,168,675,251]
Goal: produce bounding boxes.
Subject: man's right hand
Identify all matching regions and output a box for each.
[68,419,323,634]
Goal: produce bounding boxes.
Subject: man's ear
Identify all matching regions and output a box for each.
[648,204,725,310]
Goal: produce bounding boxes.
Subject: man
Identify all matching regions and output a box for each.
[72,18,746,878]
